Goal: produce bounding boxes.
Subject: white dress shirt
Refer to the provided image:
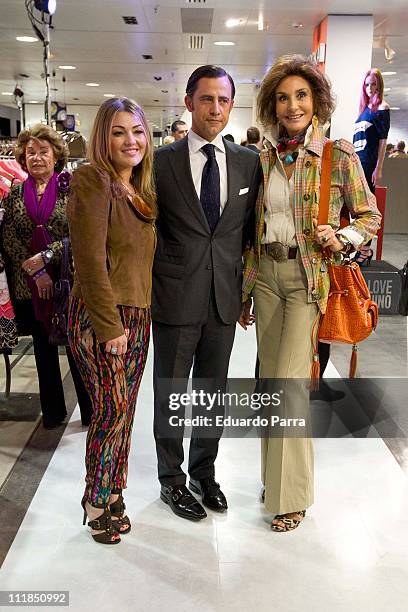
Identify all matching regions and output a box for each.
[188,130,228,213]
[262,151,301,246]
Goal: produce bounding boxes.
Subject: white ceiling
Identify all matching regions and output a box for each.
[0,0,407,129]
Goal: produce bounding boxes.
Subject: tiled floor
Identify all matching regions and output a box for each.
[0,235,407,611]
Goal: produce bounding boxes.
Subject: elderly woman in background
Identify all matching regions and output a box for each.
[68,97,156,545]
[241,55,381,532]
[1,124,92,429]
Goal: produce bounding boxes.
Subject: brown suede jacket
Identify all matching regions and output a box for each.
[67,164,156,342]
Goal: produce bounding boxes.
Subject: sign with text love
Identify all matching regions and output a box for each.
[362,261,401,314]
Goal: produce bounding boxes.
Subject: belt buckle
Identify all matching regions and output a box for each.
[268,242,288,262]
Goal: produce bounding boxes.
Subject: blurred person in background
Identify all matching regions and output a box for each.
[389,140,407,158]
[246,126,262,153]
[353,68,390,265]
[171,120,189,141]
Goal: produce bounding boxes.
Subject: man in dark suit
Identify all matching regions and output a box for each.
[153,65,259,521]
[245,126,261,153]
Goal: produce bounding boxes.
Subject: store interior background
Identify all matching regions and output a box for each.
[1,0,408,143]
[0,2,408,611]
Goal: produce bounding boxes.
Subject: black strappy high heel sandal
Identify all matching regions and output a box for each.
[109,489,131,534]
[82,501,121,545]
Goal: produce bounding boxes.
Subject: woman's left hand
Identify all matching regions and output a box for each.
[312,219,343,253]
[372,166,381,186]
[35,272,54,299]
[22,253,44,276]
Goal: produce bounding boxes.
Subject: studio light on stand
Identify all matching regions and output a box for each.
[24,0,57,124]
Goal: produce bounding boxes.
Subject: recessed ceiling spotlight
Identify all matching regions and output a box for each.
[1,92,13,96]
[382,71,396,75]
[292,22,303,29]
[104,93,115,97]
[214,41,235,46]
[86,82,100,87]
[16,36,38,42]
[226,19,241,28]
[59,65,76,70]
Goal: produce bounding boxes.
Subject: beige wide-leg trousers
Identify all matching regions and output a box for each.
[253,253,318,514]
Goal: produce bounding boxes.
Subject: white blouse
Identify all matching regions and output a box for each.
[262,147,305,247]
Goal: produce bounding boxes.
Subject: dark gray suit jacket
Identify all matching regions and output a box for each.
[152,136,260,325]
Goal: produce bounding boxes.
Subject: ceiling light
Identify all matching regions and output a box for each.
[292,22,303,29]
[384,88,391,92]
[258,12,264,31]
[16,36,38,43]
[86,83,100,87]
[1,92,13,96]
[390,107,400,110]
[34,0,57,14]
[29,100,40,104]
[382,71,396,76]
[59,65,76,70]
[104,94,115,97]
[214,41,235,46]
[226,19,241,28]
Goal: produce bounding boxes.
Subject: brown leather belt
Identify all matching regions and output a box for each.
[261,242,298,262]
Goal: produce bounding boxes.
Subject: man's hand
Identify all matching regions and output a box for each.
[238,298,255,330]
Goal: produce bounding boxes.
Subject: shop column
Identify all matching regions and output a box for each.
[313,15,374,140]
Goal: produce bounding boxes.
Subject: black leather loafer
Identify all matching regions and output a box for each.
[189,477,228,513]
[160,485,207,521]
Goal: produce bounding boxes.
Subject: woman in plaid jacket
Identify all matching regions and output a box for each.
[240,55,381,532]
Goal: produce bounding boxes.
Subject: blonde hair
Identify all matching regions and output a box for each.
[257,54,336,129]
[88,97,156,210]
[15,123,69,172]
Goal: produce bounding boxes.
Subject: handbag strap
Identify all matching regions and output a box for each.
[317,140,334,226]
[60,237,70,281]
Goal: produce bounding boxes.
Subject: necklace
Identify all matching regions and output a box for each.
[276,129,306,165]
[278,149,299,166]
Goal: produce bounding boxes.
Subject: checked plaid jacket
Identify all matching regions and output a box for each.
[242,125,382,314]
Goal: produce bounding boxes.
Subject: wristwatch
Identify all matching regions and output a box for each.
[335,234,353,255]
[41,248,54,265]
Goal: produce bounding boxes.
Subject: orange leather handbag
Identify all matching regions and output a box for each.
[312,141,378,380]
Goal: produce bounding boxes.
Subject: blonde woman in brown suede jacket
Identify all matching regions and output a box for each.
[67,97,156,545]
